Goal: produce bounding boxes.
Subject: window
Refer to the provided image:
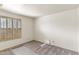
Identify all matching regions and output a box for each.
[0,16,21,41]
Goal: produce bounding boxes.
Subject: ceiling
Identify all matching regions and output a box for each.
[0,4,79,18]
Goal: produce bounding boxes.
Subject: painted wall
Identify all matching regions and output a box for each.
[78,8,79,52]
[0,9,34,50]
[35,8,78,52]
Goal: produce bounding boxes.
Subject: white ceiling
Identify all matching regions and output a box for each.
[0,4,79,18]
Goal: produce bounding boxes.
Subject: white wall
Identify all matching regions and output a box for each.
[35,8,78,52]
[78,8,79,52]
[0,9,34,50]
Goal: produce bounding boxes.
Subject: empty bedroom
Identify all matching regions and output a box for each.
[0,4,79,55]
